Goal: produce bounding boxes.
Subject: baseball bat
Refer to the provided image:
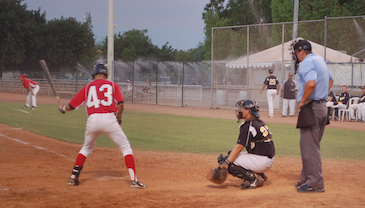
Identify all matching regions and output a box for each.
[39,59,60,104]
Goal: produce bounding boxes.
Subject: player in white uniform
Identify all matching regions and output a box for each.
[218,99,275,189]
[260,69,280,118]
[59,63,146,189]
[18,74,40,110]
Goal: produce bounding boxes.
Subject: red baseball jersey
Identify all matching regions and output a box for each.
[22,78,38,88]
[69,79,124,116]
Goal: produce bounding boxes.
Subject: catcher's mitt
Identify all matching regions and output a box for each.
[207,166,228,184]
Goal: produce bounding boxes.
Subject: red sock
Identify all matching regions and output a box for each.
[75,154,86,167]
[124,154,136,181]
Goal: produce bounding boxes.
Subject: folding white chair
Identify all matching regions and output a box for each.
[338,97,359,121]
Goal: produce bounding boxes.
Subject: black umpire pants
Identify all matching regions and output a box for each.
[299,102,327,189]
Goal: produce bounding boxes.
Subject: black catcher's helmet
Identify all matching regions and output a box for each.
[92,63,108,79]
[235,99,260,121]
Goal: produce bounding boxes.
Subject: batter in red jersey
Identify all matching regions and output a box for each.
[18,74,40,110]
[59,63,146,189]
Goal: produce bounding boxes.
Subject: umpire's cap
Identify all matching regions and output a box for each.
[293,39,312,52]
[235,99,260,118]
[92,63,108,79]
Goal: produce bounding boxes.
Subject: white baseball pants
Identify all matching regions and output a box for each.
[349,103,365,120]
[267,89,277,117]
[79,113,133,158]
[282,98,296,116]
[362,105,365,121]
[233,152,274,173]
[26,85,40,107]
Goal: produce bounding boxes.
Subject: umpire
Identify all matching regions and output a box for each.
[291,39,333,193]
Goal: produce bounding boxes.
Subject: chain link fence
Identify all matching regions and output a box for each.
[211,15,365,109]
[2,16,365,110]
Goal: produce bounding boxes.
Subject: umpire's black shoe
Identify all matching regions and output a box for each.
[297,184,325,193]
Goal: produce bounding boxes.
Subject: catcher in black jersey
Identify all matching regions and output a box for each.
[208,99,275,189]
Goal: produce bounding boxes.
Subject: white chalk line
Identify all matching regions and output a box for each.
[0,133,74,161]
[13,109,29,114]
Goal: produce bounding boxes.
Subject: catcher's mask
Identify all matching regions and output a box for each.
[235,99,260,121]
[92,63,108,79]
[289,38,312,74]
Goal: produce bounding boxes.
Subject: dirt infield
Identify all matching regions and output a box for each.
[1,93,365,208]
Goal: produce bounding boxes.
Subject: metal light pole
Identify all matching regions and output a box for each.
[291,0,299,73]
[107,0,115,81]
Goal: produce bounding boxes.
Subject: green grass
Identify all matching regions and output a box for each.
[0,102,364,161]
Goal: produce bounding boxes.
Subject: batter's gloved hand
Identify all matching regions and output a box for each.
[207,166,228,184]
[58,105,66,114]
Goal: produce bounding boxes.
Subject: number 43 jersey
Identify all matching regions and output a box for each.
[69,79,124,116]
[237,117,275,158]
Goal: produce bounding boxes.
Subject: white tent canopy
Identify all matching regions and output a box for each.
[225,38,357,69]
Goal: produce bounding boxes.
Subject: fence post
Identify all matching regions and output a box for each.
[156,61,158,105]
[182,60,185,107]
[132,60,134,103]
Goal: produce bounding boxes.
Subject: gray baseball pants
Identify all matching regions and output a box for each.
[299,102,327,189]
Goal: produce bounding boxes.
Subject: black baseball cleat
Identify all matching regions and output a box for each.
[67,178,79,186]
[22,106,29,109]
[297,184,325,193]
[130,180,146,189]
[257,173,268,181]
[30,106,37,110]
[248,174,264,189]
[239,181,250,190]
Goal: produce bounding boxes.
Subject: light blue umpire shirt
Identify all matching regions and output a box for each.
[296,53,333,103]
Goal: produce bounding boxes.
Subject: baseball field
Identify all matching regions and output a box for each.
[1,92,365,207]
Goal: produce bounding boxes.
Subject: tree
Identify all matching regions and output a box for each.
[0,0,95,73]
[202,9,232,60]
[42,17,95,72]
[158,42,176,61]
[202,0,273,60]
[108,29,157,62]
[0,0,46,71]
[271,0,365,56]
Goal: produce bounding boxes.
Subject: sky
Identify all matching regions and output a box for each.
[23,0,208,51]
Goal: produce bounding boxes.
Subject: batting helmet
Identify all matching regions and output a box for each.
[92,63,108,79]
[235,99,260,121]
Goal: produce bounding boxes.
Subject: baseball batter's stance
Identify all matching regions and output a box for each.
[18,74,40,110]
[59,63,146,189]
[207,99,275,189]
